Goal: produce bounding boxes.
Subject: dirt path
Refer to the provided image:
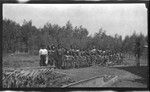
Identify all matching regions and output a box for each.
[55,65,148,87]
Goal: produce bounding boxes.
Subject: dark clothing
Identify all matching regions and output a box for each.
[48,50,56,66]
[52,49,63,69]
[40,55,46,66]
[55,49,62,69]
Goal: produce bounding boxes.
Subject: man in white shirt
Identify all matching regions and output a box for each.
[39,45,48,66]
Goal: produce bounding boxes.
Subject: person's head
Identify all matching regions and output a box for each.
[47,45,50,50]
[40,44,46,49]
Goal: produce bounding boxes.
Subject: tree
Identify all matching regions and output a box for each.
[20,20,39,53]
[3,19,21,53]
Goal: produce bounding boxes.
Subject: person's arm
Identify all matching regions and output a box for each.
[45,49,48,64]
[39,49,42,56]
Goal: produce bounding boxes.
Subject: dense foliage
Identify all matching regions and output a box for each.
[3,19,147,55]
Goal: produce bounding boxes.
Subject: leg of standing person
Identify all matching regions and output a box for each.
[40,55,44,66]
[54,56,58,68]
[57,55,60,69]
[40,55,42,66]
[43,55,46,66]
[58,54,62,69]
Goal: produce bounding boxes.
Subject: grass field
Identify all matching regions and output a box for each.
[3,53,40,68]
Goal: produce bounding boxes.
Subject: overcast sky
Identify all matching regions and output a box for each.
[3,4,147,39]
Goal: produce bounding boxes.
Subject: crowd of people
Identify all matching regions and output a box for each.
[39,44,124,69]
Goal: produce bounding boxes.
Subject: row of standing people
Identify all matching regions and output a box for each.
[39,44,65,68]
[61,49,124,68]
[39,44,124,69]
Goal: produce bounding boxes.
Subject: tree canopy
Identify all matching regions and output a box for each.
[3,19,147,55]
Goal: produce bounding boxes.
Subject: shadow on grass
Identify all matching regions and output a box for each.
[114,66,149,85]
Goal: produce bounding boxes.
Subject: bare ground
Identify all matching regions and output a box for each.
[56,65,148,87]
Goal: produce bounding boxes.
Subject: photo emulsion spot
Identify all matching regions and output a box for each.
[2,4,148,88]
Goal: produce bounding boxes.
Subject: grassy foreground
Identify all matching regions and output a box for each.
[3,53,40,68]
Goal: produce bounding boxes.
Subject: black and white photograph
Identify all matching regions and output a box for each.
[2,3,148,88]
